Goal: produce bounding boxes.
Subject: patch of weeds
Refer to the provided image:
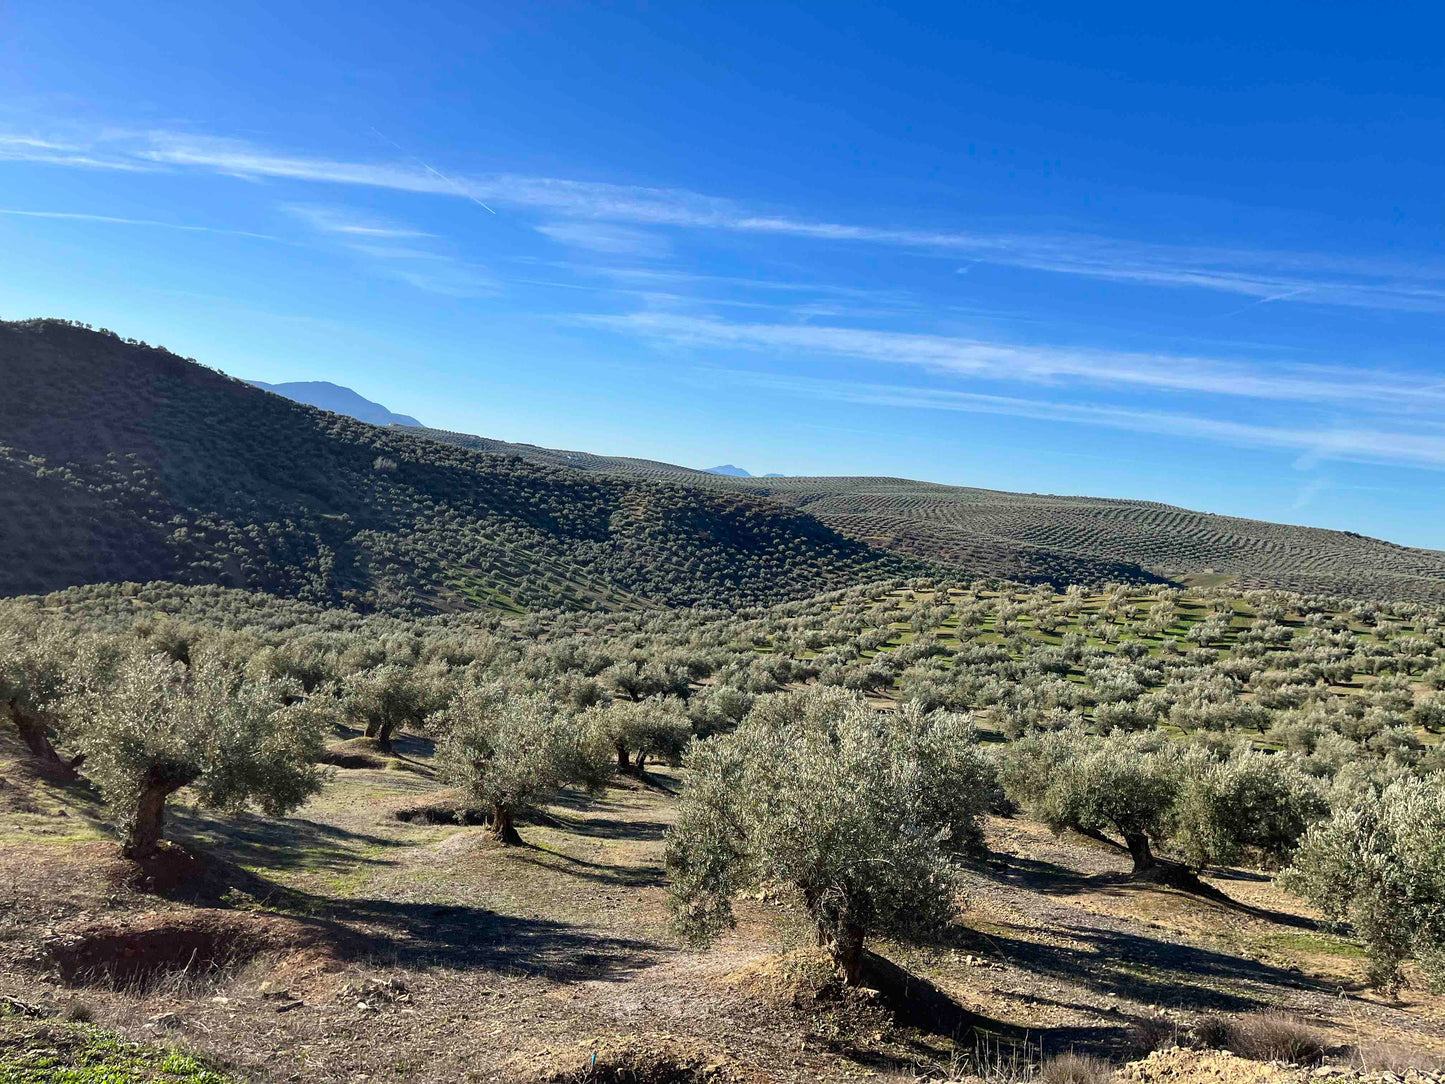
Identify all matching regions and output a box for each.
[1253,930,1368,962]
[0,1021,243,1083]
[1192,1010,1327,1066]
[1039,1053,1114,1084]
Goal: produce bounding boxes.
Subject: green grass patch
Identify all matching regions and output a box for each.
[0,1021,243,1084]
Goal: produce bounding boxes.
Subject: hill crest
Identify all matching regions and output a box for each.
[248,379,422,427]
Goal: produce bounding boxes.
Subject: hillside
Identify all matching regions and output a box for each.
[414,429,1445,602]
[247,379,423,427]
[0,319,919,613]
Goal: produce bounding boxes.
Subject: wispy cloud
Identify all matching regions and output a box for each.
[583,311,1445,411]
[1291,476,1333,510]
[282,204,433,239]
[7,126,1445,312]
[0,207,288,242]
[536,221,671,258]
[705,368,1445,471]
[282,202,495,297]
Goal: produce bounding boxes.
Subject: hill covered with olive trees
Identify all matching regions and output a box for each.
[414,428,1445,602]
[0,318,923,613]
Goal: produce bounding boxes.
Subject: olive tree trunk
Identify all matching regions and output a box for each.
[489,804,523,846]
[1124,831,1155,875]
[615,742,631,771]
[364,719,397,753]
[122,762,200,860]
[824,921,867,986]
[7,701,80,781]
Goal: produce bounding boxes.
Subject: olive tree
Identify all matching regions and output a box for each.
[1279,774,1445,994]
[435,683,612,845]
[341,663,447,753]
[1171,747,1328,869]
[665,687,993,985]
[597,695,692,773]
[0,622,78,778]
[65,651,329,860]
[998,727,1180,874]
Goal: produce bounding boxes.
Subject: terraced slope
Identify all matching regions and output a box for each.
[0,319,918,613]
[416,431,1445,601]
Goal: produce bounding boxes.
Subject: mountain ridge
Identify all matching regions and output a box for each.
[248,379,422,427]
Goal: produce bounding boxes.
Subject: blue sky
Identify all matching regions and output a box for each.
[3,2,1444,546]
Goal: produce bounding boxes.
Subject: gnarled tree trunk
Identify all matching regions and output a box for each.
[123,762,199,860]
[1124,831,1155,875]
[489,804,522,846]
[824,920,867,986]
[7,701,80,781]
[615,742,631,772]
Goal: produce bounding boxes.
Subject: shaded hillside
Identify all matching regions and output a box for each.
[415,429,1445,602]
[0,319,919,612]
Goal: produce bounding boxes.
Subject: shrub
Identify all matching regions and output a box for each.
[1195,1011,1326,1065]
[665,686,991,984]
[1279,774,1445,994]
[1038,1052,1114,1084]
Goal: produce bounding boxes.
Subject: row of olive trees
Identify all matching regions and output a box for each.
[4,615,698,858]
[995,727,1329,875]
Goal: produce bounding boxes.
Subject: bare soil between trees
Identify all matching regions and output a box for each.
[2,729,1442,1083]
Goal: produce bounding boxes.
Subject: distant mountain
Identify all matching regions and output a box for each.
[248,380,422,428]
[705,465,751,477]
[762,473,787,478]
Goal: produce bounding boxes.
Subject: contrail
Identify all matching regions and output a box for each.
[1219,284,1314,317]
[367,127,496,214]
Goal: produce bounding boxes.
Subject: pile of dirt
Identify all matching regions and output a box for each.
[522,1035,739,1083]
[318,739,387,770]
[36,908,341,991]
[392,789,489,826]
[1119,1048,1307,1084]
[722,947,850,1008]
[1118,1048,1445,1084]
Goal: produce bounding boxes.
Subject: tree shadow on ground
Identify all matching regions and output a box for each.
[169,810,408,875]
[534,809,670,843]
[983,851,1319,932]
[822,952,1161,1076]
[95,836,664,984]
[949,919,1332,1013]
[509,841,665,889]
[306,895,664,982]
